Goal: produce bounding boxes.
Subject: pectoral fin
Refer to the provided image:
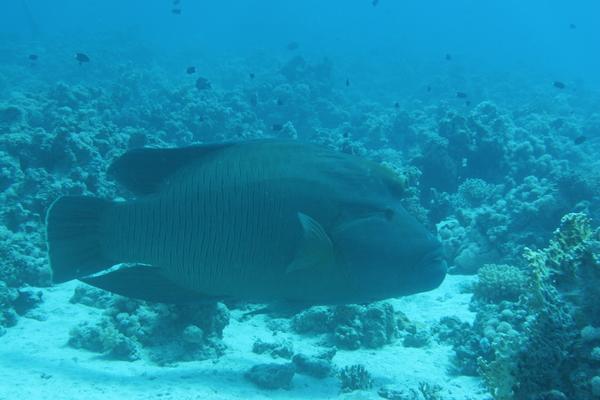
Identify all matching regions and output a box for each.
[286,212,334,274]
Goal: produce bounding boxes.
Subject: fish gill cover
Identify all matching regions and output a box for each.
[0,1,600,399]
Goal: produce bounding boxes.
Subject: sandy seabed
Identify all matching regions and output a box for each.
[0,275,486,400]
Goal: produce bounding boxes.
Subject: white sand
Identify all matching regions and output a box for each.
[0,276,487,400]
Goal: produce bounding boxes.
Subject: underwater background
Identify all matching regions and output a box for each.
[1,1,600,399]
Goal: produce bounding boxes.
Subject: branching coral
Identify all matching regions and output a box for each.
[476,213,599,399]
[338,364,373,393]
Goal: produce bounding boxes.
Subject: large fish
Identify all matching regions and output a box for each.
[46,140,446,304]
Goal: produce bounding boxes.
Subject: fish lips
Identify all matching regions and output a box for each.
[409,247,447,293]
[332,215,446,299]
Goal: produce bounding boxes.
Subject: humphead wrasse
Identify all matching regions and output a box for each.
[46,140,446,304]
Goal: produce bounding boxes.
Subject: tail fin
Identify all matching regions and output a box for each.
[46,196,115,283]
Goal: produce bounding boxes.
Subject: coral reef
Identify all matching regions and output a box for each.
[252,338,294,359]
[473,264,528,303]
[291,353,332,379]
[68,293,230,364]
[448,213,600,399]
[244,362,295,390]
[292,302,397,350]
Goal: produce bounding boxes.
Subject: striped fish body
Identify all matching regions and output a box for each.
[47,140,446,304]
[103,145,340,301]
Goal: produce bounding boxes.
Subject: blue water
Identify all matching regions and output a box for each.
[1,1,600,399]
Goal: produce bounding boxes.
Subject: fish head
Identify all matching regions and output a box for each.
[331,203,446,302]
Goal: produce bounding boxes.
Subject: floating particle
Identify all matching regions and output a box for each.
[286,42,299,51]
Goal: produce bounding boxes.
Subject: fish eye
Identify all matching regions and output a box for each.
[384,208,395,221]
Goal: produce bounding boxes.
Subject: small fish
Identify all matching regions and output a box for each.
[249,72,255,80]
[277,98,284,106]
[28,54,38,61]
[345,78,350,87]
[426,85,431,92]
[75,53,90,65]
[574,135,587,145]
[186,66,196,74]
[172,8,181,15]
[272,123,283,131]
[173,0,181,4]
[456,91,468,99]
[465,100,471,106]
[569,23,576,29]
[394,102,400,109]
[553,81,566,89]
[445,53,452,61]
[372,0,379,6]
[195,77,211,91]
[286,42,299,51]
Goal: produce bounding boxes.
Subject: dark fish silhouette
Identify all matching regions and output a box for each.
[196,77,211,91]
[186,66,196,74]
[249,72,255,80]
[553,81,566,89]
[465,100,471,106]
[456,91,468,98]
[569,23,576,29]
[272,123,283,131]
[574,135,586,145]
[394,102,400,109]
[372,0,379,6]
[445,53,452,61]
[46,140,447,304]
[172,8,181,15]
[426,85,431,92]
[173,0,181,4]
[277,98,284,106]
[28,54,38,61]
[75,53,90,65]
[345,78,350,87]
[286,42,299,51]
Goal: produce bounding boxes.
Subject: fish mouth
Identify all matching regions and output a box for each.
[411,248,447,292]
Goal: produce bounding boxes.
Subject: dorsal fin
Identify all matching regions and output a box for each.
[108,142,236,195]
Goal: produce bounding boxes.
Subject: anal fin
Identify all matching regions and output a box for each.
[81,265,210,304]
